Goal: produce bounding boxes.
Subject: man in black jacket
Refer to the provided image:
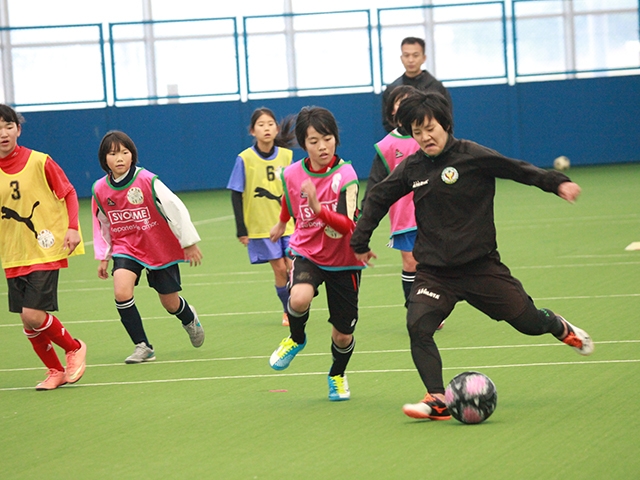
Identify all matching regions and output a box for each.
[381,37,452,132]
[352,91,594,421]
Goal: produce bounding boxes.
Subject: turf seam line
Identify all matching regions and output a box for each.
[1,359,638,392]
[1,339,638,373]
[1,293,640,327]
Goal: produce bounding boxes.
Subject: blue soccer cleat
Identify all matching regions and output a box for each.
[328,374,351,401]
[269,336,306,370]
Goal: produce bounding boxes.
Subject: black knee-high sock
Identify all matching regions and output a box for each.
[116,297,150,347]
[169,296,195,325]
[329,337,355,377]
[401,270,415,304]
[287,300,309,345]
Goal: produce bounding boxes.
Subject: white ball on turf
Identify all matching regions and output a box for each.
[553,155,570,171]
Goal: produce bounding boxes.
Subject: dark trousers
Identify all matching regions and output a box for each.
[406,252,558,394]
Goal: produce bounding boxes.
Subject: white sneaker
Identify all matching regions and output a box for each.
[182,306,204,347]
[125,343,156,364]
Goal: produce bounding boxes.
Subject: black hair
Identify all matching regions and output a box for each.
[401,37,426,54]
[294,106,340,151]
[385,85,420,129]
[0,104,25,126]
[249,107,296,149]
[97,130,138,173]
[395,91,454,136]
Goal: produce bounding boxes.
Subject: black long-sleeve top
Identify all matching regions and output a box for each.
[351,135,571,268]
[381,70,453,132]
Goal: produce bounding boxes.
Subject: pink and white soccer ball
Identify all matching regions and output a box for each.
[445,371,497,424]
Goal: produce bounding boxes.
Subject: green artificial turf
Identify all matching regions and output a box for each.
[1,163,638,479]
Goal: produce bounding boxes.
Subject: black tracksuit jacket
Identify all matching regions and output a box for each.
[351,135,571,268]
[381,70,453,132]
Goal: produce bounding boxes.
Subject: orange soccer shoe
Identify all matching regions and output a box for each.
[402,393,451,421]
[65,339,87,384]
[558,316,594,356]
[36,369,67,391]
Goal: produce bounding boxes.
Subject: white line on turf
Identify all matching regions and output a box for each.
[2,259,636,288]
[1,340,637,373]
[560,254,640,258]
[0,290,640,328]
[9,278,405,295]
[192,215,234,225]
[1,358,638,392]
[1,292,640,328]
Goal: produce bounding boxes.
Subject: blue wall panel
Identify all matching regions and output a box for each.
[18,108,110,198]
[449,83,518,156]
[515,76,640,167]
[110,102,246,193]
[17,75,640,198]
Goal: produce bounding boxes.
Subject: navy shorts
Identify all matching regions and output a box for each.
[289,256,361,335]
[7,270,59,313]
[112,256,182,295]
[248,236,290,264]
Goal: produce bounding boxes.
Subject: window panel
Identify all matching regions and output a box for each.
[513,0,640,77]
[150,0,281,20]
[434,21,506,80]
[12,44,104,105]
[433,2,503,22]
[291,0,424,13]
[515,17,566,75]
[246,34,289,93]
[244,11,372,94]
[572,0,638,13]
[574,12,640,70]
[154,37,239,97]
[513,0,563,16]
[111,41,148,100]
[152,18,236,38]
[295,30,371,89]
[379,3,506,84]
[0,0,637,109]
[4,24,105,106]
[293,11,369,31]
[110,18,239,101]
[7,0,141,26]
[0,54,5,103]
